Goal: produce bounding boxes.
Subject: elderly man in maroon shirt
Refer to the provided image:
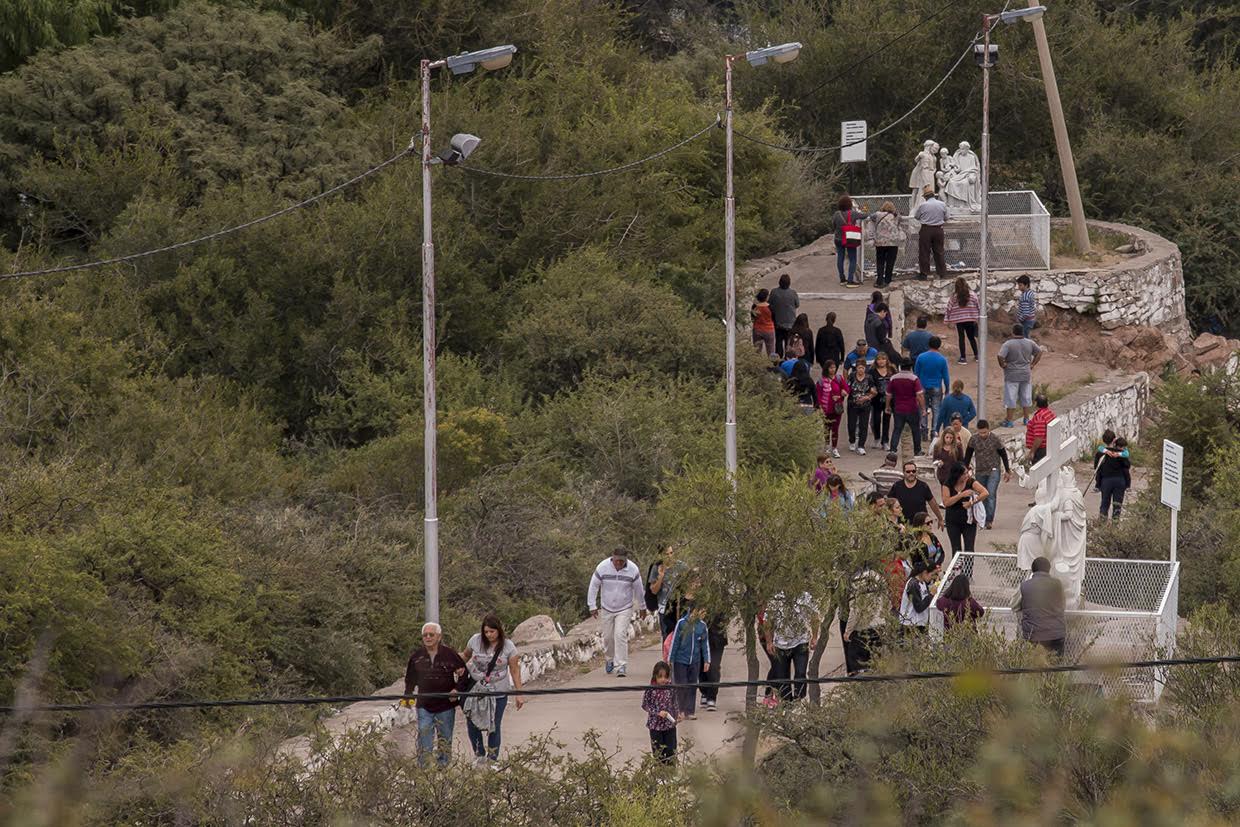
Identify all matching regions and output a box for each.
[404,621,466,767]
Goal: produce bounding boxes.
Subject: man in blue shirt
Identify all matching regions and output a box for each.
[902,315,934,364]
[913,336,950,440]
[842,339,878,372]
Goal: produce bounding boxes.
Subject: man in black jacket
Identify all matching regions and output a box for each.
[815,311,846,371]
[1011,557,1067,657]
[865,303,900,365]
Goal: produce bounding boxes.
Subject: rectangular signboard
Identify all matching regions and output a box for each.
[1161,439,1183,511]
[840,120,867,163]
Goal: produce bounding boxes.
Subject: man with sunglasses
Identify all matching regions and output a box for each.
[887,461,942,528]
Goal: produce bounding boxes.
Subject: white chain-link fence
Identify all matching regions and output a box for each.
[929,552,1179,703]
[850,191,1051,274]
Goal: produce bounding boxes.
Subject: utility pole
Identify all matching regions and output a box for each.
[420,57,441,623]
[978,19,992,422]
[1027,0,1090,254]
[723,55,738,483]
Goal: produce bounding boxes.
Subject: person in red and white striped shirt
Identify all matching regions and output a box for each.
[944,277,980,364]
[1025,396,1056,463]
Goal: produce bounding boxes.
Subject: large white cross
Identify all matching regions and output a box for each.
[1019,417,1079,501]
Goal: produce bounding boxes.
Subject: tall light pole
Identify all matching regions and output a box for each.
[420,44,515,623]
[724,41,801,482]
[976,7,1044,422]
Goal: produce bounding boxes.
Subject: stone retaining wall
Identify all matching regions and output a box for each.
[900,219,1189,343]
[999,371,1150,466]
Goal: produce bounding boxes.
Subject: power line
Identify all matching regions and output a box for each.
[0,148,414,283]
[799,0,972,102]
[457,117,719,181]
[4,653,1233,714]
[734,36,978,155]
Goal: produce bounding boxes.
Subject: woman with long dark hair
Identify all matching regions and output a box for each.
[790,312,815,360]
[941,462,988,555]
[815,311,846,370]
[460,613,525,764]
[944,277,980,364]
[868,350,895,445]
[935,574,985,629]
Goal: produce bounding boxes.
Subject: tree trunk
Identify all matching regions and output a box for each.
[742,611,760,767]
[807,599,838,706]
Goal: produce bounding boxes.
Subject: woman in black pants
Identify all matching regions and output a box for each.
[868,350,895,445]
[941,462,988,555]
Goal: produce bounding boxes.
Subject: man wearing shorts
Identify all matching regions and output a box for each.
[996,324,1042,427]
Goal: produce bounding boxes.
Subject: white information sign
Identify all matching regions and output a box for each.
[840,120,867,164]
[1160,439,1183,511]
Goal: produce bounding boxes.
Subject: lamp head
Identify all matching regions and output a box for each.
[437,133,481,165]
[445,44,517,75]
[998,5,1045,24]
[745,42,803,67]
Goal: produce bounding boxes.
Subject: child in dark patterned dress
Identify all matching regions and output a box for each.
[641,660,679,765]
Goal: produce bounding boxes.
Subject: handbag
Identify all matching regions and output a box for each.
[456,644,503,699]
[841,209,863,248]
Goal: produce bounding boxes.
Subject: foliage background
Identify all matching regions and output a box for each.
[0,0,1237,820]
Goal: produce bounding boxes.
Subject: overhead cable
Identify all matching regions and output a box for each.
[0,148,414,282]
[3,653,1233,714]
[734,37,978,155]
[457,117,720,181]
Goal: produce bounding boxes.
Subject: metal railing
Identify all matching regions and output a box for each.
[851,191,1051,273]
[929,552,1179,703]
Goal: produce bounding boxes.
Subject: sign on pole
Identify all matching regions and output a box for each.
[840,120,867,164]
[1161,439,1183,563]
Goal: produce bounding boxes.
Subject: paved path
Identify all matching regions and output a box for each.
[387,625,847,764]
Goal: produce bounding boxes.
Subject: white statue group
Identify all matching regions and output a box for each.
[908,140,982,215]
[1015,418,1088,608]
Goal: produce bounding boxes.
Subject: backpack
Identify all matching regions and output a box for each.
[841,210,863,248]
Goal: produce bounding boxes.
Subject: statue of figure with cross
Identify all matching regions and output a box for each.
[1015,418,1088,608]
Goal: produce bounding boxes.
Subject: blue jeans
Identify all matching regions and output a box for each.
[1020,319,1036,339]
[979,469,1001,526]
[1099,476,1127,519]
[890,411,922,454]
[835,242,858,283]
[923,388,943,437]
[416,707,456,767]
[466,694,508,761]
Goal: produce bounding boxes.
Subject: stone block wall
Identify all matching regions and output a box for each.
[997,372,1150,467]
[900,219,1189,343]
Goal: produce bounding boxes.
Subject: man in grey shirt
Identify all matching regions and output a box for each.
[913,187,948,280]
[1011,556,1067,657]
[996,324,1043,426]
[768,272,800,357]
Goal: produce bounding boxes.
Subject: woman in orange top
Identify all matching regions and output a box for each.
[751,288,776,356]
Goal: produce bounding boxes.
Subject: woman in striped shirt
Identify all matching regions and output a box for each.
[944,277,980,365]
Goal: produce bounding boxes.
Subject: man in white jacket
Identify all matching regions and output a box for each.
[587,548,647,678]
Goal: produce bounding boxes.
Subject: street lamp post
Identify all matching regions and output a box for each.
[976,7,1044,423]
[723,42,801,482]
[420,44,515,623]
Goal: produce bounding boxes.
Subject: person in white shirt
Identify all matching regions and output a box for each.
[899,562,937,634]
[763,591,819,702]
[587,548,647,678]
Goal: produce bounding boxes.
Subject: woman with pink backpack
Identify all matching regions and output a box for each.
[817,359,850,459]
[831,194,869,287]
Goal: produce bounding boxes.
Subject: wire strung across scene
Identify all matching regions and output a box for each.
[5,653,1237,715]
[733,35,980,155]
[1,148,416,282]
[457,117,720,181]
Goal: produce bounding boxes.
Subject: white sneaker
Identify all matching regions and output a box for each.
[831,448,841,459]
[857,447,866,456]
[847,442,855,453]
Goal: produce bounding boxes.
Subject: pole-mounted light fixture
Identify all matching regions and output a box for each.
[744,42,803,67]
[445,44,518,75]
[997,5,1045,24]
